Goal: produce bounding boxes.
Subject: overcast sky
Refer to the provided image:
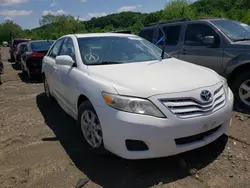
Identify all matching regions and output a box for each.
[0,0,168,29]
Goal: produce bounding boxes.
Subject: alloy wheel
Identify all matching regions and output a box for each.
[239,79,250,106]
[80,110,103,148]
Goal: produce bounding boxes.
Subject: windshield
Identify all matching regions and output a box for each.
[77,36,169,65]
[210,20,250,41]
[31,41,55,51]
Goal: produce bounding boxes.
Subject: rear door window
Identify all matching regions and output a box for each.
[157,25,181,46]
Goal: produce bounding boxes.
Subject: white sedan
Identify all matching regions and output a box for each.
[42,33,234,160]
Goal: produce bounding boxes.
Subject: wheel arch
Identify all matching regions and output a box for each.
[41,71,45,80]
[77,94,90,110]
[227,63,250,86]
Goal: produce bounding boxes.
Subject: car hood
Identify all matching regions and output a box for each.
[87,58,222,98]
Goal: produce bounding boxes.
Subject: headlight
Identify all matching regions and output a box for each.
[221,76,229,97]
[102,92,166,118]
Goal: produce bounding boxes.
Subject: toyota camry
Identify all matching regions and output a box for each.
[42,33,234,159]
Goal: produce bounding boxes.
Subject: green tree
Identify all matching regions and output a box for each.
[37,14,86,39]
[0,20,23,43]
[1,0,250,41]
[131,19,144,34]
[163,0,195,20]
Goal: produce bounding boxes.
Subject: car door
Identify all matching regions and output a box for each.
[179,23,224,73]
[43,38,65,100]
[57,37,78,113]
[156,24,182,58]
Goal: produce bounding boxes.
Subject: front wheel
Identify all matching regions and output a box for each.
[232,71,250,111]
[77,101,106,154]
[44,76,54,101]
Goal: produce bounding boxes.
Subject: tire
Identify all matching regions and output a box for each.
[27,68,32,81]
[231,71,250,111]
[43,76,54,101]
[10,54,14,62]
[77,101,107,155]
[21,63,25,74]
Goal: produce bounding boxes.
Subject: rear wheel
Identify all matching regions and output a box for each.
[10,54,14,62]
[232,71,250,111]
[77,101,107,155]
[21,62,25,74]
[27,69,32,81]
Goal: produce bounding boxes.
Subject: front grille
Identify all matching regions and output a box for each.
[175,125,222,145]
[161,85,226,119]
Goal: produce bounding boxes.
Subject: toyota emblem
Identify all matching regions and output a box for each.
[200,90,212,102]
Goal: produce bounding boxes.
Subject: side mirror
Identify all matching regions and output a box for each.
[203,36,215,45]
[55,55,75,66]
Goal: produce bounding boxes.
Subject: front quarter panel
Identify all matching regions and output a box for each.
[69,35,118,112]
[72,68,118,113]
[223,52,250,77]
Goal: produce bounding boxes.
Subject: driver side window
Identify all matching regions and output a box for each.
[48,38,64,58]
[60,37,76,61]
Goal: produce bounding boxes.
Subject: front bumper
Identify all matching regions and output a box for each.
[29,67,42,75]
[96,88,234,160]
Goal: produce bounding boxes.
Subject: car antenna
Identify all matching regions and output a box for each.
[157,23,167,60]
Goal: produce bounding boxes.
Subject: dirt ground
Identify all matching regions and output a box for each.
[0,47,250,188]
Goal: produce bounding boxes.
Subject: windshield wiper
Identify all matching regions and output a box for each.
[234,38,250,42]
[87,61,122,66]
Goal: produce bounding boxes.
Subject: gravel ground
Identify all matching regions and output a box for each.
[0,47,250,188]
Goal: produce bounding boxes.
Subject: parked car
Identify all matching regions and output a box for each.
[138,18,250,111]
[14,42,28,66]
[108,30,132,34]
[21,40,55,80]
[9,38,31,61]
[42,33,233,160]
[2,41,8,47]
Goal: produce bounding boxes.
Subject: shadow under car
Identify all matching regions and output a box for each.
[36,93,228,188]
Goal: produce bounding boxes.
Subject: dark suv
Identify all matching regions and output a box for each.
[139,18,250,111]
[9,38,31,61]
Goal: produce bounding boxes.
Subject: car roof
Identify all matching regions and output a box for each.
[29,40,55,43]
[14,38,31,40]
[17,42,28,46]
[142,18,228,29]
[72,33,137,38]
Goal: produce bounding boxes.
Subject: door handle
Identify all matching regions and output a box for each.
[182,48,187,55]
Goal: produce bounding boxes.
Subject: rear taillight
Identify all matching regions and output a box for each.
[29,52,45,57]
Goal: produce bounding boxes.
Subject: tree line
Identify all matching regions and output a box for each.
[1,0,250,43]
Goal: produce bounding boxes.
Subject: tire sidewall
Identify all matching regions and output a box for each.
[44,76,53,100]
[232,71,250,111]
